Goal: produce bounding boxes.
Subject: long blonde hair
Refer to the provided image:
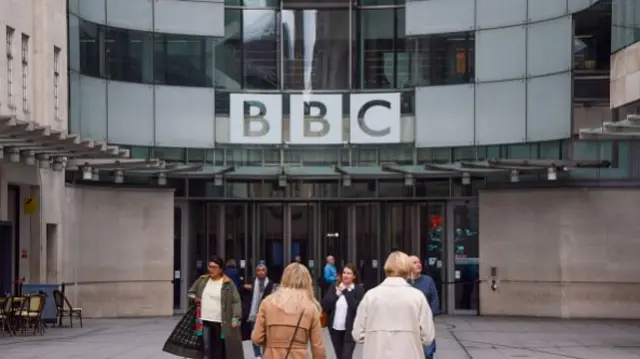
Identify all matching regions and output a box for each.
[267,263,321,315]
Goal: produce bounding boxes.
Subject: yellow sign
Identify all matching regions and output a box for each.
[23,196,37,215]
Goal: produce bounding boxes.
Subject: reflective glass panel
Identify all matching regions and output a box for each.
[357,0,404,5]
[415,32,474,86]
[154,33,215,87]
[79,19,101,77]
[105,27,154,83]
[282,9,352,90]
[226,0,279,5]
[217,9,244,90]
[356,8,409,89]
[242,9,279,89]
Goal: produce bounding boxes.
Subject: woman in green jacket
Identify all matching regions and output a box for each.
[163,256,244,359]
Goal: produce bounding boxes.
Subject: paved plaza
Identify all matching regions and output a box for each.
[2,316,640,359]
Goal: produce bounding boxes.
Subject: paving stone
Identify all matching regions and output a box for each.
[2,316,640,359]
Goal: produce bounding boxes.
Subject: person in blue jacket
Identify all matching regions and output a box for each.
[223,258,243,290]
[409,255,439,359]
[323,255,338,288]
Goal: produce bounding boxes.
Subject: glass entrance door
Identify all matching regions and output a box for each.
[354,203,381,290]
[256,203,286,282]
[447,201,479,314]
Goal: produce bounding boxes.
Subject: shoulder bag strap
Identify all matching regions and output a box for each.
[284,310,305,359]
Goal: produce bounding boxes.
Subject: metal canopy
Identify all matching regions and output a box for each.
[0,115,129,161]
[579,113,640,140]
[154,159,611,181]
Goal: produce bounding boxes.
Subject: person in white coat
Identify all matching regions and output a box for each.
[352,251,435,359]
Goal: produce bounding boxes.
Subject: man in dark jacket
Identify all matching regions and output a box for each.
[223,258,243,290]
[409,255,439,359]
[241,263,276,359]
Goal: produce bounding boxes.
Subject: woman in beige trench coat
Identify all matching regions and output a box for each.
[352,251,435,359]
[251,262,327,359]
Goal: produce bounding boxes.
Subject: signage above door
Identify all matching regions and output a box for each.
[229,93,401,145]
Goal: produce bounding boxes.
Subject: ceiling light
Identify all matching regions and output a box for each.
[461,172,471,185]
[404,174,414,187]
[82,166,92,180]
[342,175,351,187]
[547,167,557,181]
[157,173,167,186]
[8,149,19,164]
[114,170,124,184]
[510,169,519,183]
[24,151,36,166]
[214,175,223,186]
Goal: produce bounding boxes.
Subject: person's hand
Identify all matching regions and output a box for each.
[335,286,343,296]
[244,284,253,290]
[193,298,201,305]
[231,318,240,328]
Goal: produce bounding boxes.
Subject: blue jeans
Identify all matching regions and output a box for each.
[425,340,436,359]
[249,321,262,357]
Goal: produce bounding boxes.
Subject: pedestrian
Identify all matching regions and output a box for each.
[323,255,338,289]
[322,263,364,359]
[242,263,277,359]
[223,258,243,290]
[162,256,244,359]
[251,262,327,359]
[409,255,440,359]
[352,251,435,359]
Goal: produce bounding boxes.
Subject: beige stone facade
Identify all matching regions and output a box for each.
[479,188,640,318]
[611,41,640,109]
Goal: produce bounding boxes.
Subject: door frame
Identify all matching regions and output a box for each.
[446,199,479,315]
[175,200,189,314]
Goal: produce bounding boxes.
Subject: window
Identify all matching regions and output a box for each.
[6,27,14,109]
[105,27,153,83]
[415,32,474,86]
[356,7,410,89]
[21,34,28,112]
[54,47,61,120]
[154,33,214,87]
[79,20,101,77]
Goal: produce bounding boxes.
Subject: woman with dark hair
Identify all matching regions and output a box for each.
[163,256,243,359]
[321,263,365,359]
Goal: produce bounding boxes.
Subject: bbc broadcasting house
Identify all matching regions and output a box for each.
[1,0,639,319]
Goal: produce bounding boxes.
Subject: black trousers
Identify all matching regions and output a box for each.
[329,328,356,359]
[203,321,226,359]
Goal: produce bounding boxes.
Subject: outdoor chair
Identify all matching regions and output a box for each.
[0,297,14,336]
[53,290,83,328]
[18,294,46,335]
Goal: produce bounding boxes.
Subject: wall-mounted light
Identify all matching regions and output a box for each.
[404,174,414,187]
[114,169,124,184]
[342,175,351,187]
[24,151,35,166]
[461,172,471,185]
[82,166,92,180]
[510,169,519,183]
[214,174,223,186]
[8,149,20,164]
[38,155,50,169]
[92,168,100,181]
[157,173,167,186]
[52,157,64,171]
[547,167,557,181]
[278,175,287,188]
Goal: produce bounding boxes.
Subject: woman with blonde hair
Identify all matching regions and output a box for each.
[252,262,327,359]
[352,251,435,359]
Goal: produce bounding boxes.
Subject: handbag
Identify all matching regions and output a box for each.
[285,310,305,359]
[320,311,329,328]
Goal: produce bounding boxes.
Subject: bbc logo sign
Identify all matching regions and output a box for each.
[229,93,401,144]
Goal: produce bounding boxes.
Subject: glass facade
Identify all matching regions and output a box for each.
[612,0,640,52]
[71,1,476,91]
